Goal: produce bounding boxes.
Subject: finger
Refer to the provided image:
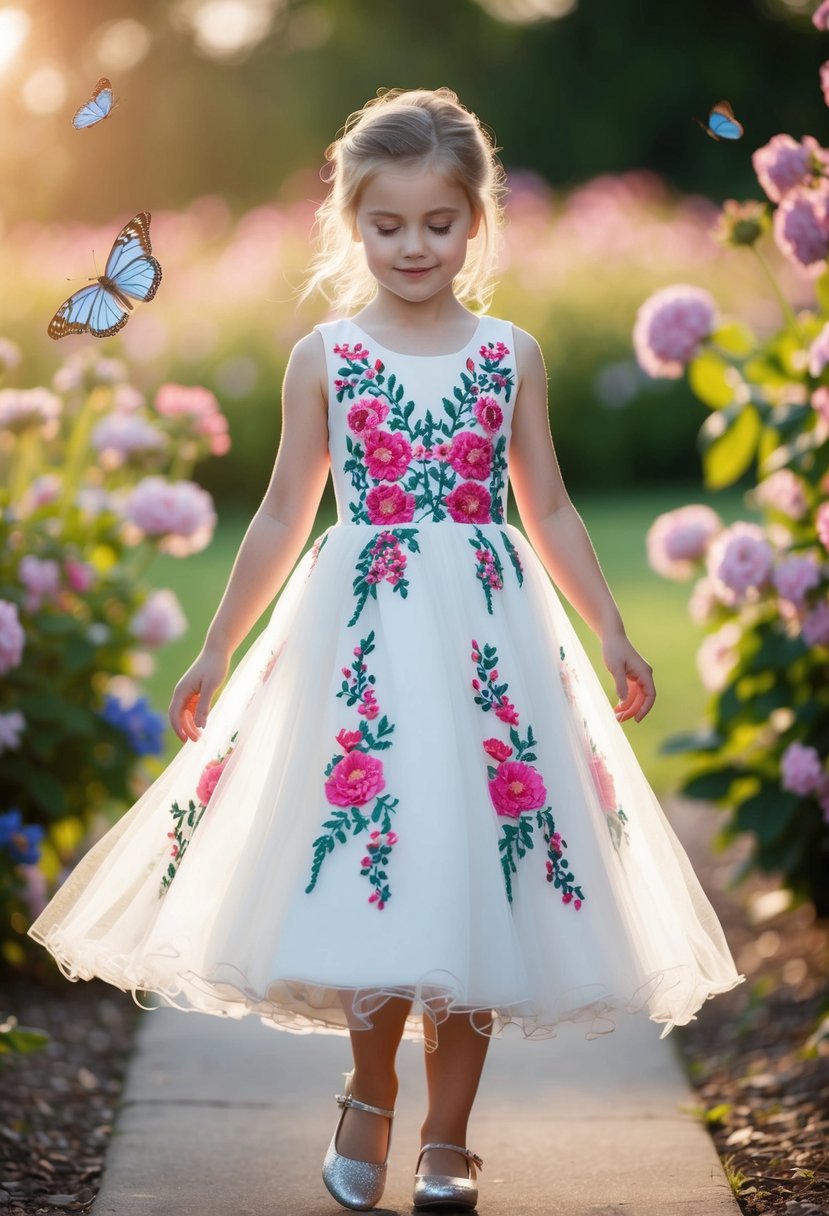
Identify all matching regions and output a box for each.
[195,687,214,729]
[174,690,201,742]
[616,680,645,722]
[634,684,657,722]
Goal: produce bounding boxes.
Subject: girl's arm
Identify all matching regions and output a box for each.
[508,328,655,724]
[168,332,331,741]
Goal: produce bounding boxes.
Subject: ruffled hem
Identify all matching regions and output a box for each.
[30,922,746,1053]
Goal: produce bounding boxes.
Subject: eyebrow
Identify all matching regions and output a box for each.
[366,207,462,218]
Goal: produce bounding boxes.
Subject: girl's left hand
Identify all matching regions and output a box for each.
[601,632,656,723]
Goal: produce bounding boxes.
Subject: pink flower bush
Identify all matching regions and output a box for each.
[18,555,60,612]
[365,483,415,524]
[0,710,25,754]
[124,477,217,557]
[812,385,829,423]
[347,398,389,434]
[780,741,824,796]
[364,430,412,481]
[0,337,21,372]
[633,284,717,378]
[131,589,187,647]
[696,621,741,693]
[706,522,774,597]
[817,502,829,552]
[646,503,722,580]
[324,750,385,807]
[772,553,822,606]
[688,575,731,625]
[488,759,547,818]
[752,135,825,203]
[822,61,829,107]
[474,396,503,432]
[154,384,231,456]
[195,753,231,805]
[445,482,492,524]
[0,388,62,436]
[588,753,617,813]
[483,737,513,762]
[448,431,493,480]
[92,413,167,463]
[0,600,25,675]
[774,186,829,277]
[64,558,95,594]
[801,599,829,647]
[754,469,809,519]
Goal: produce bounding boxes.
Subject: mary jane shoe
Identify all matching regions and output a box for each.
[413,1141,484,1210]
[321,1070,395,1211]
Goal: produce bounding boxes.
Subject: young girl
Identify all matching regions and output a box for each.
[29,87,745,1212]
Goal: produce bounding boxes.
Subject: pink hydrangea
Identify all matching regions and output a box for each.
[0,710,25,754]
[774,186,829,277]
[364,430,412,481]
[445,482,492,524]
[448,431,493,480]
[0,600,25,675]
[646,504,722,581]
[483,737,513,762]
[633,285,717,379]
[589,753,617,813]
[365,483,415,525]
[488,759,547,818]
[347,398,389,434]
[752,135,825,203]
[817,502,829,552]
[196,754,231,805]
[474,396,504,433]
[18,555,61,612]
[131,589,187,647]
[688,576,726,625]
[780,741,824,796]
[155,383,220,417]
[92,413,166,462]
[22,474,61,514]
[754,469,809,519]
[706,522,774,597]
[772,553,822,605]
[814,0,829,29]
[801,598,829,646]
[696,621,741,693]
[324,750,385,807]
[0,388,62,437]
[124,477,217,557]
[64,558,96,594]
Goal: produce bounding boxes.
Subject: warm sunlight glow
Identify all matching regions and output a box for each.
[0,7,30,74]
[95,19,151,72]
[473,0,576,22]
[22,64,67,114]
[173,0,284,59]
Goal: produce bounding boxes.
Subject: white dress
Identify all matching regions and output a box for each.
[28,315,745,1050]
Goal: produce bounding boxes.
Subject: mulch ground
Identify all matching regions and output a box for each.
[0,797,826,1215]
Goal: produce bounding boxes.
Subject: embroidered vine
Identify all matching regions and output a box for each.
[159,731,238,897]
[349,528,421,627]
[306,630,400,909]
[306,529,330,580]
[469,527,505,614]
[471,639,586,909]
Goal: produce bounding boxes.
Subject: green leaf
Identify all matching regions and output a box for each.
[699,403,761,490]
[689,350,737,409]
[27,768,67,817]
[816,266,829,313]
[659,729,724,756]
[682,765,745,801]
[711,320,757,358]
[735,787,799,846]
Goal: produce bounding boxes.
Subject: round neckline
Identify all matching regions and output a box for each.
[346,316,485,359]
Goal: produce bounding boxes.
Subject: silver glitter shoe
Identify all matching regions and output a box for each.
[412,1142,484,1211]
[321,1070,396,1211]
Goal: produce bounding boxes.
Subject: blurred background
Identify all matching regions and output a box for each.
[0,0,826,786]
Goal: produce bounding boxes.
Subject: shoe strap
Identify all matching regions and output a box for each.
[416,1142,484,1175]
[336,1091,395,1119]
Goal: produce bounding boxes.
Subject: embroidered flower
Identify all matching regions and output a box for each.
[448,431,493,480]
[366,483,416,524]
[479,341,510,363]
[324,749,386,807]
[336,728,364,752]
[196,754,231,805]
[474,396,504,433]
[484,737,513,762]
[588,753,618,813]
[333,341,370,362]
[489,759,548,818]
[363,429,412,481]
[446,482,492,523]
[347,398,389,434]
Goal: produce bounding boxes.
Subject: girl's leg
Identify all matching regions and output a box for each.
[418,1008,493,1177]
[335,995,412,1163]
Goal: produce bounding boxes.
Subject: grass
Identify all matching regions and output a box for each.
[145,482,754,795]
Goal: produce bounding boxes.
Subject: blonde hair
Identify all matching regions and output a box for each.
[299,87,507,315]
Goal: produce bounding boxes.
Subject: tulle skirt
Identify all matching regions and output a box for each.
[28,520,745,1051]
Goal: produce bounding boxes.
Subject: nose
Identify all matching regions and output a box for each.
[400,226,427,259]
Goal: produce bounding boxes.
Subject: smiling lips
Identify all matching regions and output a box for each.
[398,267,434,276]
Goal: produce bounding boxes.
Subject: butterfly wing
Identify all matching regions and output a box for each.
[47,283,130,340]
[708,100,743,140]
[104,211,162,303]
[72,77,116,130]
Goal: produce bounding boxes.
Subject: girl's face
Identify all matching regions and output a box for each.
[353,161,481,307]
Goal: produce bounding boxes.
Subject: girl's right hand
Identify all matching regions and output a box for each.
[168,648,230,743]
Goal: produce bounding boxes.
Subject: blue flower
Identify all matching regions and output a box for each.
[100,694,165,756]
[0,809,45,865]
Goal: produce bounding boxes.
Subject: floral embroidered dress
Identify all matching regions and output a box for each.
[28,315,744,1049]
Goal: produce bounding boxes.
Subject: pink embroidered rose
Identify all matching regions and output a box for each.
[196,754,231,805]
[483,737,513,762]
[445,482,492,524]
[448,430,493,480]
[772,554,822,606]
[646,504,722,581]
[336,728,363,753]
[324,750,385,807]
[364,430,412,481]
[633,285,717,379]
[474,396,504,433]
[489,759,547,818]
[589,753,617,813]
[780,741,824,796]
[347,398,389,434]
[494,695,519,725]
[366,483,415,524]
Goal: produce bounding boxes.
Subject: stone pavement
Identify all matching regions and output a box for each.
[90,994,741,1216]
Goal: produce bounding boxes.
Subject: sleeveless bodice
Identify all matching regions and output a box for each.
[316,315,516,528]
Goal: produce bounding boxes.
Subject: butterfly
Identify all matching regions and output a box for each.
[72,77,118,129]
[695,99,744,142]
[48,211,162,340]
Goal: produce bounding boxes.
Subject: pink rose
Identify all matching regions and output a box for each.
[365,483,416,524]
[324,750,385,807]
[754,470,809,520]
[474,396,504,433]
[489,759,547,818]
[780,741,824,796]
[588,753,617,813]
[483,737,513,762]
[445,482,492,524]
[347,398,389,434]
[64,558,96,594]
[706,522,774,597]
[633,285,717,379]
[448,431,493,481]
[646,504,722,581]
[335,728,363,753]
[364,430,412,481]
[196,754,231,805]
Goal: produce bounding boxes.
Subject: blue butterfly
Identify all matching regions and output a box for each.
[72,77,117,129]
[695,99,743,142]
[48,211,162,340]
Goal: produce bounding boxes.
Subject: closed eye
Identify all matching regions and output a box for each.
[374,224,454,236]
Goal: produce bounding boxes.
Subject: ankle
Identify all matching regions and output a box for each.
[351,1067,399,1109]
[420,1122,469,1148]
